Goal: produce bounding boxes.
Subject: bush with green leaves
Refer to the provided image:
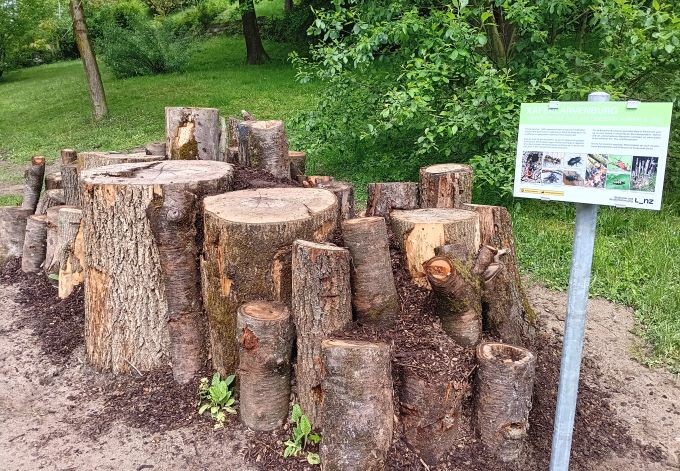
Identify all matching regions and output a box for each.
[283,404,320,465]
[198,373,237,428]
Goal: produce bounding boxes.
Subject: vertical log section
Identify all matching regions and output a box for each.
[289,151,306,181]
[237,120,290,179]
[61,149,78,165]
[365,182,419,217]
[0,207,32,263]
[35,189,65,216]
[237,301,294,431]
[78,151,161,171]
[316,181,355,221]
[341,217,399,326]
[165,107,220,161]
[291,240,352,427]
[58,208,84,299]
[44,205,69,275]
[475,342,536,462]
[419,163,473,208]
[22,215,48,273]
[61,150,80,207]
[201,188,337,376]
[21,156,46,213]
[45,172,62,190]
[320,339,393,471]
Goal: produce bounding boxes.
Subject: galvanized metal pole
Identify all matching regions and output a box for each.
[549,91,610,471]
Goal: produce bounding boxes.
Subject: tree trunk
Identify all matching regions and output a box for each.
[165,107,220,161]
[21,156,46,213]
[35,189,65,216]
[298,175,332,187]
[237,300,294,430]
[289,151,306,181]
[419,163,473,209]
[201,188,337,376]
[291,240,352,427]
[284,0,293,13]
[69,0,107,121]
[58,207,84,299]
[145,142,166,156]
[365,182,419,218]
[320,339,393,471]
[341,217,399,326]
[240,0,270,65]
[78,151,161,171]
[316,180,355,221]
[475,342,536,462]
[45,172,62,191]
[44,205,70,276]
[22,215,48,273]
[237,120,290,179]
[61,164,81,207]
[0,207,33,264]
[81,161,234,374]
[61,148,78,165]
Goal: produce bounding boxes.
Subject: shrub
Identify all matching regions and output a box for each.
[87,0,150,41]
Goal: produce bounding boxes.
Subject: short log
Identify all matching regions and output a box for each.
[44,205,70,275]
[316,180,356,221]
[289,151,306,181]
[58,207,84,299]
[226,146,239,164]
[21,156,46,213]
[78,151,160,171]
[35,189,65,216]
[0,207,32,263]
[22,215,48,273]
[365,182,419,217]
[419,163,473,208]
[165,107,220,160]
[237,120,290,179]
[61,149,78,165]
[45,172,62,190]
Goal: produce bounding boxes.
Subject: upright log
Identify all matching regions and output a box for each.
[21,156,46,213]
[58,207,84,299]
[289,151,306,181]
[35,189,65,215]
[365,182,419,217]
[419,163,473,208]
[341,217,399,326]
[145,142,166,156]
[45,172,62,190]
[61,149,81,207]
[78,151,160,171]
[237,120,290,179]
[316,180,355,221]
[22,215,48,273]
[291,240,352,427]
[61,149,78,165]
[165,107,220,161]
[237,301,294,431]
[0,207,32,264]
[320,339,393,471]
[44,205,69,275]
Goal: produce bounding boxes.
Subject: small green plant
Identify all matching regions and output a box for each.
[283,404,320,465]
[198,373,236,428]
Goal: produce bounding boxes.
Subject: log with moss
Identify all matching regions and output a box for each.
[165,107,220,161]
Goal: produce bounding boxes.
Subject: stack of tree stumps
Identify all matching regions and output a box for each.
[1,107,539,469]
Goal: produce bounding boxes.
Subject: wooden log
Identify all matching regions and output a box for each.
[475,342,536,462]
[419,163,473,209]
[237,120,290,179]
[145,141,166,156]
[61,164,81,207]
[35,189,65,216]
[81,160,234,374]
[44,205,69,275]
[21,156,46,213]
[0,207,32,263]
[237,300,294,431]
[291,240,352,427]
[165,107,220,161]
[61,148,78,165]
[341,217,399,326]
[316,180,355,221]
[22,215,48,273]
[289,151,306,181]
[45,172,62,190]
[390,208,480,289]
[365,182,419,217]
[201,188,337,376]
[227,117,241,148]
[78,151,161,171]
[298,175,332,187]
[58,207,84,299]
[320,339,393,471]
[226,146,239,164]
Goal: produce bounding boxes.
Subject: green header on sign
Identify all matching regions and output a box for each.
[520,102,673,127]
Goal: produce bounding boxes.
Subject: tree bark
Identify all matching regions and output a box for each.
[78,151,161,171]
[45,172,62,190]
[22,215,48,273]
[475,342,536,462]
[58,207,84,299]
[320,339,393,471]
[61,149,78,165]
[341,217,399,326]
[21,156,46,213]
[0,207,33,264]
[35,189,65,216]
[291,240,352,427]
[316,180,355,221]
[365,182,419,218]
[44,205,70,276]
[237,300,294,430]
[61,164,81,207]
[419,163,473,209]
[237,120,290,179]
[240,0,270,65]
[289,151,306,181]
[284,0,293,13]
[165,107,221,161]
[145,142,166,156]
[201,188,337,376]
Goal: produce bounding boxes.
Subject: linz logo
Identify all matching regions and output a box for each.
[635,198,654,205]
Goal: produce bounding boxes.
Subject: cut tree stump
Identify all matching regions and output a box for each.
[291,240,352,427]
[21,156,46,213]
[475,342,536,462]
[81,160,234,374]
[391,208,480,289]
[365,182,419,217]
[22,215,48,273]
[35,189,65,216]
[58,207,84,299]
[45,172,62,190]
[341,217,399,326]
[61,148,81,207]
[289,151,306,181]
[316,180,356,221]
[237,120,290,179]
[201,188,337,376]
[0,207,32,263]
[145,142,166,156]
[165,107,220,160]
[237,300,294,431]
[44,205,69,276]
[419,163,473,208]
[320,339,393,471]
[78,151,161,171]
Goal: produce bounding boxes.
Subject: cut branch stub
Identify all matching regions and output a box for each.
[365,182,419,217]
[289,151,306,181]
[0,207,33,264]
[21,156,46,213]
[78,151,161,171]
[58,207,84,299]
[237,120,290,179]
[316,180,356,221]
[419,163,473,208]
[22,215,48,273]
[165,107,220,161]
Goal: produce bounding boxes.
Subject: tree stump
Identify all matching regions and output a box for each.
[291,240,352,427]
[365,182,419,217]
[45,172,62,190]
[78,151,161,171]
[44,205,70,275]
[419,163,473,208]
[237,120,290,179]
[80,160,234,374]
[0,207,33,263]
[289,151,306,181]
[22,215,48,273]
[320,339,393,471]
[391,208,480,289]
[237,300,294,431]
[341,217,399,326]
[165,107,220,160]
[201,188,337,376]
[316,180,355,221]
[21,156,46,213]
[145,142,166,156]
[475,342,536,462]
[35,189,65,216]
[61,149,78,165]
[58,207,84,299]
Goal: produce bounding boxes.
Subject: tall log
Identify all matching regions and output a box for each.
[61,165,81,207]
[22,215,48,273]
[45,172,62,190]
[58,207,84,299]
[237,300,294,431]
[316,180,355,221]
[291,240,352,427]
[237,120,290,179]
[44,205,70,275]
[21,156,46,213]
[419,163,473,208]
[289,151,306,181]
[35,189,65,216]
[201,188,337,376]
[78,151,160,171]
[341,217,399,326]
[320,339,393,471]
[475,342,536,462]
[0,207,32,264]
[365,182,419,217]
[165,107,220,161]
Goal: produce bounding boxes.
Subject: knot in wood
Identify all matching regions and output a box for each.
[241,327,259,350]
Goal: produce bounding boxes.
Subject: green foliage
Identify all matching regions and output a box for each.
[0,195,22,206]
[283,404,320,465]
[198,372,237,428]
[87,0,151,41]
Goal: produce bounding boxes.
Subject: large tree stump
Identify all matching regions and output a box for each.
[316,180,355,221]
[35,189,65,216]
[45,172,62,190]
[21,156,46,213]
[365,182,419,218]
[58,207,84,299]
[475,342,536,462]
[320,339,393,471]
[291,240,352,427]
[22,215,48,273]
[237,300,294,430]
[165,107,220,161]
[201,188,337,376]
[419,163,473,208]
[391,208,480,289]
[341,217,399,326]
[80,160,234,374]
[0,207,32,263]
[289,151,306,181]
[237,120,290,179]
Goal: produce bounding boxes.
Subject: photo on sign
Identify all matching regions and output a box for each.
[542,169,563,186]
[631,156,659,192]
[585,154,607,188]
[521,151,542,182]
[563,170,585,186]
[543,152,563,168]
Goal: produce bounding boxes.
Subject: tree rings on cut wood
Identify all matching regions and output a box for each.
[22,215,48,273]
[316,180,356,221]
[419,163,473,208]
[21,156,46,213]
[0,207,33,263]
[78,151,161,171]
[237,300,294,431]
[320,339,393,471]
[58,207,84,299]
[201,188,337,376]
[237,120,290,179]
[289,151,306,181]
[165,107,220,160]
[365,182,419,217]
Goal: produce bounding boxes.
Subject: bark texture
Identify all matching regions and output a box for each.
[165,107,220,161]
[316,181,355,221]
[145,142,166,156]
[240,0,269,65]
[21,156,46,213]
[237,120,290,179]
[22,215,48,273]
[58,207,84,299]
[0,207,32,263]
[61,149,78,165]
[289,151,306,181]
[35,189,65,216]
[61,164,81,207]
[365,182,419,217]
[419,163,473,208]
[78,151,160,171]
[45,172,62,190]
[44,205,69,275]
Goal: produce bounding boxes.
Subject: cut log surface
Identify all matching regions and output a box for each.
[365,182,419,217]
[237,120,290,179]
[291,240,352,427]
[201,188,337,376]
[21,156,46,213]
[78,151,161,171]
[320,339,393,471]
[45,172,62,191]
[35,189,65,216]
[391,208,480,289]
[237,300,294,431]
[58,207,84,299]
[81,160,234,374]
[289,151,306,181]
[475,342,536,462]
[22,215,48,273]
[166,107,220,161]
[0,207,33,263]
[316,180,355,221]
[419,163,473,208]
